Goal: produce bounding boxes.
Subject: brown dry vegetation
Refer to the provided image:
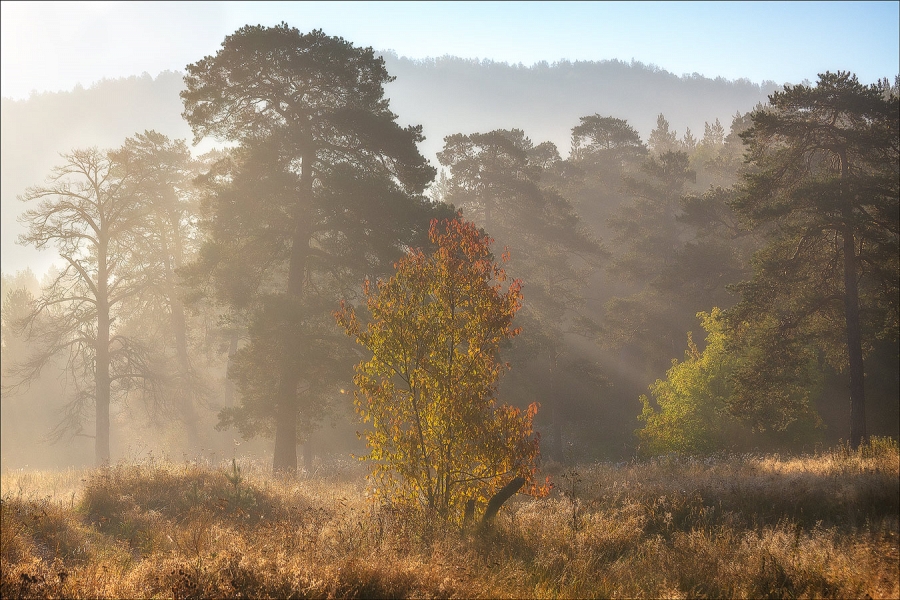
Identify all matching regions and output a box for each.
[1,439,898,599]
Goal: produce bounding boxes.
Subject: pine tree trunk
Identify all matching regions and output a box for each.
[842,226,867,449]
[271,147,313,474]
[839,151,866,449]
[166,221,200,450]
[550,402,563,461]
[548,352,563,461]
[173,306,200,450]
[272,385,299,473]
[95,333,111,466]
[224,332,239,408]
[303,437,314,473]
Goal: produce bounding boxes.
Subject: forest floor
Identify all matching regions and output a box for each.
[1,439,898,599]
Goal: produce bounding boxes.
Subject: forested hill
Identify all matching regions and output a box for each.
[381,53,780,160]
[1,56,779,275]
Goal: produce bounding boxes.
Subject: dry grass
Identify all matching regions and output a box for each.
[2,439,898,599]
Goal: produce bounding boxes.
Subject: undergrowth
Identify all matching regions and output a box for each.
[1,439,898,598]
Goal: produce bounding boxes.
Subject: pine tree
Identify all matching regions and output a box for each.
[731,72,899,448]
[182,24,445,471]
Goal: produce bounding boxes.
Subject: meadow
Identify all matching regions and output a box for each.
[1,439,898,599]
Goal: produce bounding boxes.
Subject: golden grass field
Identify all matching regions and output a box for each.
[2,439,898,599]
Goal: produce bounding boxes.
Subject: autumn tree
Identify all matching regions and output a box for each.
[335,218,546,521]
[182,24,444,472]
[731,72,899,448]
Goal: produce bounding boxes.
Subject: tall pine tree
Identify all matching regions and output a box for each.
[182,24,445,472]
[732,72,899,448]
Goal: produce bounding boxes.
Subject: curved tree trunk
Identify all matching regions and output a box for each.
[482,476,525,524]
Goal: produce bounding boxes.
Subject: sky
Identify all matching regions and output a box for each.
[1,0,898,100]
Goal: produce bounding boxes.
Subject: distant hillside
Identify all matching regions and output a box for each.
[381,54,780,160]
[1,57,780,275]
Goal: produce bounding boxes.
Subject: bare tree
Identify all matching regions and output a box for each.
[10,147,159,465]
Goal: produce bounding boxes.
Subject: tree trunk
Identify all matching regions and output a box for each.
[165,219,200,450]
[95,339,111,466]
[482,477,525,524]
[842,226,867,449]
[302,437,314,473]
[548,351,563,461]
[550,401,563,461]
[95,252,111,466]
[271,147,313,474]
[224,331,239,408]
[172,299,200,450]
[272,384,299,473]
[839,151,866,449]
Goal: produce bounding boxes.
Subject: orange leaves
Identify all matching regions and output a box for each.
[334,299,360,337]
[334,217,543,521]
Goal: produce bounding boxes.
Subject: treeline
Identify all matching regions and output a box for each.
[1,25,897,471]
[1,51,780,270]
[380,53,782,161]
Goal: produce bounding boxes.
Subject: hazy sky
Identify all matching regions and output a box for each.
[2,0,898,100]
